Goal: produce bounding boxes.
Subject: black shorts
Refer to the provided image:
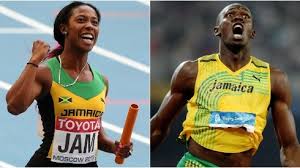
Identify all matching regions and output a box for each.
[26,149,98,167]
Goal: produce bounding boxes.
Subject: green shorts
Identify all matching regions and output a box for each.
[177,152,218,167]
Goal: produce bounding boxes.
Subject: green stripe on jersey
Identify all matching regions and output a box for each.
[45,57,106,100]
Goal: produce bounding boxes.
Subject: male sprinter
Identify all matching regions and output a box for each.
[151,3,300,167]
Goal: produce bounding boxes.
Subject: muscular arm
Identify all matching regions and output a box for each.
[97,122,116,153]
[6,40,50,115]
[270,67,300,166]
[151,60,197,151]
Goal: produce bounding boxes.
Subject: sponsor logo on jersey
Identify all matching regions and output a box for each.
[51,117,101,164]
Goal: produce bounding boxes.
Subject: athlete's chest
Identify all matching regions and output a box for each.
[48,82,106,164]
[197,70,269,95]
[50,82,106,118]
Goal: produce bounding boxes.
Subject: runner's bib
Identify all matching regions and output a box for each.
[51,117,101,164]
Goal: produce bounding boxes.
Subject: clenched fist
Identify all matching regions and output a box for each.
[29,40,50,64]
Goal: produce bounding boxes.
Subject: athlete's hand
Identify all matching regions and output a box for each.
[29,40,50,64]
[114,141,133,158]
[281,145,300,166]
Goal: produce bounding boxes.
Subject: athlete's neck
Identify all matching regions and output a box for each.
[219,43,251,72]
[60,45,88,73]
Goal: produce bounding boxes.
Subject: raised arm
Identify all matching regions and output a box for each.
[6,40,51,115]
[270,67,300,166]
[151,60,197,151]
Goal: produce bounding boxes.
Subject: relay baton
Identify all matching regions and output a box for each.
[115,104,139,164]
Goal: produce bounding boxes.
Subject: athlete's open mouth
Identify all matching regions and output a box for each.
[81,33,94,43]
[232,23,244,40]
[233,23,243,35]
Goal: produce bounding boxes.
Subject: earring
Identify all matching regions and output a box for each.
[63,31,67,35]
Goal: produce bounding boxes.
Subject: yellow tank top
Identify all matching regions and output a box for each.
[38,57,107,164]
[178,53,271,154]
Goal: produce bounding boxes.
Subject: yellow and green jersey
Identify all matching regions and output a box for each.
[36,57,106,164]
[179,53,271,154]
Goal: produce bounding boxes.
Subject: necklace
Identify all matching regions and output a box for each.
[58,55,88,88]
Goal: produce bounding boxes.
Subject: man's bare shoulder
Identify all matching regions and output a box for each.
[270,66,286,77]
[170,60,198,98]
[174,60,198,80]
[270,66,289,85]
[270,66,290,98]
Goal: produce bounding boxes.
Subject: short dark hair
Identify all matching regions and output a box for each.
[215,3,251,26]
[53,1,101,46]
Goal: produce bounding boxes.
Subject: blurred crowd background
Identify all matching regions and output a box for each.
[151,1,300,166]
